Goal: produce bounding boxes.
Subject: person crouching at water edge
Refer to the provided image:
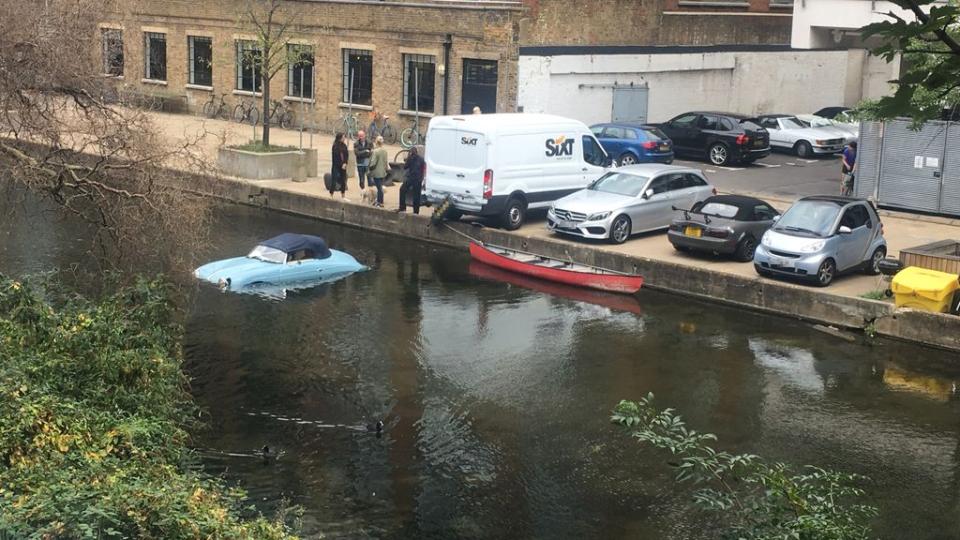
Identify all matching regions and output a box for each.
[397,146,425,214]
[330,133,349,199]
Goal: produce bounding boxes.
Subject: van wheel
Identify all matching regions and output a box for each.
[502,197,526,230]
[609,215,631,244]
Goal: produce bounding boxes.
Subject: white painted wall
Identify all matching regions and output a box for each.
[518,50,882,125]
[791,0,936,48]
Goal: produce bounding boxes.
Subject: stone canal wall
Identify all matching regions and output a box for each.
[183,174,960,352]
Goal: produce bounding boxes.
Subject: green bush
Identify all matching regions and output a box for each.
[0,275,297,539]
[612,393,877,540]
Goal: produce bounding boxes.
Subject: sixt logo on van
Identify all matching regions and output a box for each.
[461,136,478,146]
[545,135,574,158]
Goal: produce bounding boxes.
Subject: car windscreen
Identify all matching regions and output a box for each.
[642,127,667,141]
[780,117,807,130]
[589,172,650,197]
[698,202,739,219]
[774,200,840,237]
[247,245,287,264]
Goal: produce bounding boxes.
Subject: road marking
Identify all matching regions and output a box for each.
[800,159,818,164]
[716,166,745,171]
[785,162,797,166]
[705,169,718,173]
[754,163,782,168]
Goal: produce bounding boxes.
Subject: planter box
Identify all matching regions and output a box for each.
[217,147,317,180]
[900,240,960,275]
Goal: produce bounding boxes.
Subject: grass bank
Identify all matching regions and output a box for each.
[0,276,298,538]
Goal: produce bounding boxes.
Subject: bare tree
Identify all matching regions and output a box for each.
[0,0,212,271]
[241,0,305,147]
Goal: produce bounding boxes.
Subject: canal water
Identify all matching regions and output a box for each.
[3,196,960,539]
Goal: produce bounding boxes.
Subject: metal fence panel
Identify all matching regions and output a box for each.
[878,119,946,213]
[939,123,960,215]
[855,121,883,200]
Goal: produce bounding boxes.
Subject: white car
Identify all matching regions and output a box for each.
[756,114,847,158]
[796,114,858,144]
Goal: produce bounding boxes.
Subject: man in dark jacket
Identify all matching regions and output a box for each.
[398,146,425,214]
[354,130,372,190]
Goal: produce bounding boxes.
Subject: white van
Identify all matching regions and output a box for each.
[424,113,613,230]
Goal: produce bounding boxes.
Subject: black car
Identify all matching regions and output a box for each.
[813,106,851,120]
[654,112,770,166]
[668,194,780,261]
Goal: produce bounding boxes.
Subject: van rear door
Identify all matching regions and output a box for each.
[425,126,488,211]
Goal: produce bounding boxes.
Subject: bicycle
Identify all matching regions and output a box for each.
[233,99,259,125]
[368,110,397,145]
[399,113,424,148]
[265,99,293,129]
[336,109,359,140]
[202,93,228,119]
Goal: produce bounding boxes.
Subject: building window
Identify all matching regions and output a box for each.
[101,29,123,77]
[235,40,261,93]
[288,44,314,99]
[402,54,435,113]
[143,32,166,81]
[342,49,372,106]
[188,36,212,87]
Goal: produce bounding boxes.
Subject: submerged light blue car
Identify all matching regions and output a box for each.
[195,233,366,292]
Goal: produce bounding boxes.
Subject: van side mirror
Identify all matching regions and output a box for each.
[643,188,655,200]
[603,156,614,167]
[772,215,780,222]
[838,225,852,235]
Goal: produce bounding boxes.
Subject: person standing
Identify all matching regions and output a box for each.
[367,135,388,207]
[397,146,425,214]
[331,133,349,199]
[354,130,372,190]
[840,141,857,196]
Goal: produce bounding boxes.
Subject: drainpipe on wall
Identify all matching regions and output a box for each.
[443,34,452,115]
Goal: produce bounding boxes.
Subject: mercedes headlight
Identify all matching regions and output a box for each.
[587,211,611,221]
[798,239,826,253]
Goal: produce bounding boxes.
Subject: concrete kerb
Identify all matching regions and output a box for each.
[176,173,960,352]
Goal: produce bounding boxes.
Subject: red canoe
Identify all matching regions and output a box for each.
[468,242,643,294]
[469,261,644,315]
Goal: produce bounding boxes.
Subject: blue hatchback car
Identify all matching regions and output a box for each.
[590,123,675,166]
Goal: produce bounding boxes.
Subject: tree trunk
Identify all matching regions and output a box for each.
[261,57,271,147]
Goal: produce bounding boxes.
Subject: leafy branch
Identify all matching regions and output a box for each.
[611,393,877,540]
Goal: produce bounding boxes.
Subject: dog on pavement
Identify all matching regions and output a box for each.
[360,186,378,206]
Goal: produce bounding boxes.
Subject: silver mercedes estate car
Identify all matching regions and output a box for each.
[547,164,716,244]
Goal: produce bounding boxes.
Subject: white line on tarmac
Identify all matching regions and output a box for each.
[716,166,746,171]
[705,169,718,173]
[800,159,818,164]
[785,162,797,166]
[754,163,782,168]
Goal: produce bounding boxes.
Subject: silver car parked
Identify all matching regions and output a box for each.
[753,196,887,287]
[547,164,716,244]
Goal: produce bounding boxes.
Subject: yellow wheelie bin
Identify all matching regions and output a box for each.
[890,266,960,313]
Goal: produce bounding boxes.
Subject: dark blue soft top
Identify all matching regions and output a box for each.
[260,233,331,259]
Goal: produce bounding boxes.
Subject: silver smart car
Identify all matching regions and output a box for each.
[753,196,887,287]
[547,164,716,244]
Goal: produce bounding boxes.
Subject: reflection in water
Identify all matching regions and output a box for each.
[4,196,960,539]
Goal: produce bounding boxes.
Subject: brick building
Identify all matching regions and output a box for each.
[99,0,526,133]
[97,0,796,131]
